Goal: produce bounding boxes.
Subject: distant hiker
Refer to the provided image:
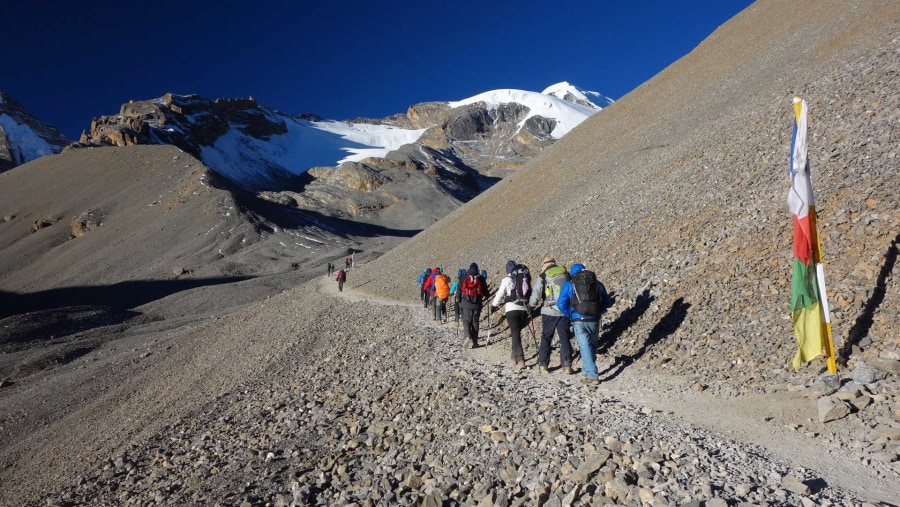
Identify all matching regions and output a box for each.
[434,269,451,322]
[458,263,487,348]
[423,267,440,311]
[345,257,351,269]
[336,268,347,291]
[491,259,532,369]
[556,263,608,386]
[417,268,429,305]
[529,256,574,374]
[450,268,466,323]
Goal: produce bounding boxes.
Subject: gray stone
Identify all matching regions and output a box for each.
[781,475,811,495]
[818,397,851,423]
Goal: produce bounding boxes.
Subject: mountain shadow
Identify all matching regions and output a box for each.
[0,276,252,320]
[839,233,899,363]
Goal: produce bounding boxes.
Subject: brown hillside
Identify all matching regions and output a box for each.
[356,0,900,390]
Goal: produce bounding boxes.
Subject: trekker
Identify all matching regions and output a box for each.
[336,268,347,292]
[556,263,607,385]
[491,260,532,369]
[423,267,440,311]
[529,256,574,375]
[434,269,451,322]
[418,267,431,307]
[450,268,466,323]
[458,263,487,348]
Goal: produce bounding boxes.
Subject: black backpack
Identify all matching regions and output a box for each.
[505,264,532,303]
[571,269,601,315]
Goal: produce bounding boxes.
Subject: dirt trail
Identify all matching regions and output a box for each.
[328,274,898,503]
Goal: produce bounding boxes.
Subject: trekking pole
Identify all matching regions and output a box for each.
[487,305,494,345]
[526,305,538,351]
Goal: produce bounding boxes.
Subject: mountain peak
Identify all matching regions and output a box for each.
[541,81,614,109]
[0,90,71,172]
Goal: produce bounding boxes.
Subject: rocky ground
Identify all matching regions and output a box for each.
[10,274,896,507]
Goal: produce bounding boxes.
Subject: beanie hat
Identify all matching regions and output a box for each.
[506,260,516,274]
[469,262,479,272]
[541,255,555,266]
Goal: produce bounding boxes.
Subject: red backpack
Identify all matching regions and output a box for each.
[460,274,485,304]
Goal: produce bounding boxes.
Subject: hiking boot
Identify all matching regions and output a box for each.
[539,365,549,374]
[562,365,573,375]
[516,359,526,369]
[581,376,600,386]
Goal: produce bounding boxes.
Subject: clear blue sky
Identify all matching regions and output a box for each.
[3,1,754,140]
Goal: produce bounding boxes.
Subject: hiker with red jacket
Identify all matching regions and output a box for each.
[422,267,439,311]
[557,263,608,386]
[336,268,347,292]
[491,260,532,369]
[458,263,487,348]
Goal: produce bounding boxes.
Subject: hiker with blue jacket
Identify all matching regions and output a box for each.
[528,256,574,375]
[556,263,607,385]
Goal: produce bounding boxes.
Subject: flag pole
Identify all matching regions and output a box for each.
[793,97,837,373]
[807,204,837,373]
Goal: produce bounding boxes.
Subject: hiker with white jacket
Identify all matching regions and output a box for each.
[491,259,531,369]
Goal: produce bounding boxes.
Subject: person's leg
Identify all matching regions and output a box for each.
[461,309,474,347]
[574,321,599,380]
[556,317,574,369]
[537,314,555,368]
[507,310,525,364]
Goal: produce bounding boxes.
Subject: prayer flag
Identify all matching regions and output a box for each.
[787,97,835,372]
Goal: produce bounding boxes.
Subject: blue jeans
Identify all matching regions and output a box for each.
[573,320,599,379]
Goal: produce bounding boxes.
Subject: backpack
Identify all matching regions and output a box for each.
[460,274,485,304]
[571,269,601,315]
[542,265,569,307]
[505,264,532,303]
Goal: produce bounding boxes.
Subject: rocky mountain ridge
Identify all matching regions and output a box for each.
[72,83,609,227]
[0,91,70,172]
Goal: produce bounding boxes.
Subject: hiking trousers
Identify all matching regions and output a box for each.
[573,320,600,380]
[434,297,447,321]
[538,314,573,368]
[460,307,481,347]
[505,309,528,362]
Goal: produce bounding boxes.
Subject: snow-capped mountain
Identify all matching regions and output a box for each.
[76,82,612,223]
[0,91,71,172]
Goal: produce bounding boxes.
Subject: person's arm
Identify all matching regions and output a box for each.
[528,275,544,308]
[557,282,573,319]
[491,277,508,307]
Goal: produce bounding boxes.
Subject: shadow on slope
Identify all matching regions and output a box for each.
[215,172,423,239]
[839,233,899,364]
[0,276,252,320]
[600,296,691,382]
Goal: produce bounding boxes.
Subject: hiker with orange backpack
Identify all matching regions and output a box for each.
[434,269,451,322]
[491,260,532,369]
[458,263,487,348]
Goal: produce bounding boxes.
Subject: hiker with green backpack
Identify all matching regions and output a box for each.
[557,263,610,386]
[491,260,532,369]
[529,256,574,375]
